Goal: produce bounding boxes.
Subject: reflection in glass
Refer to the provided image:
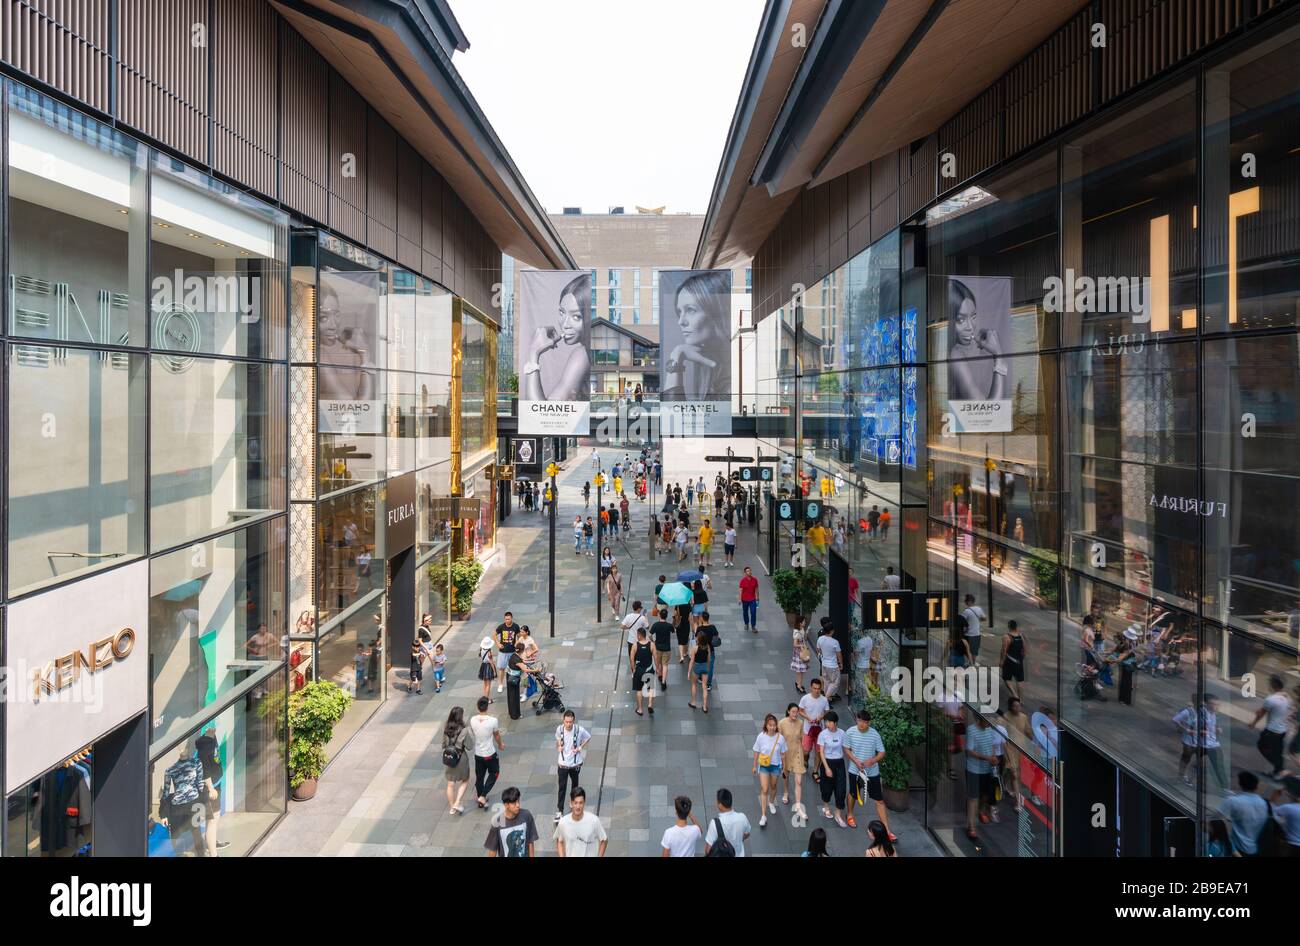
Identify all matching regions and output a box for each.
[150,357,286,550]
[8,345,147,594]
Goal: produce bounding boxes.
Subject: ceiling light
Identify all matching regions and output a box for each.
[925,186,998,226]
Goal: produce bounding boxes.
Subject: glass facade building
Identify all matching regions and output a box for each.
[744,13,1300,857]
[0,0,549,857]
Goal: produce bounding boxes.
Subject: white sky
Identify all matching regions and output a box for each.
[450,0,765,215]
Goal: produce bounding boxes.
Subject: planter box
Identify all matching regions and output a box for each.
[883,785,910,813]
[292,777,319,802]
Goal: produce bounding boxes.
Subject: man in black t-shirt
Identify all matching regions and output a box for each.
[698,612,720,692]
[494,612,518,694]
[650,607,675,690]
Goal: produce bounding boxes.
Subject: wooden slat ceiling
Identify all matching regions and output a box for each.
[707,0,1088,265]
[272,0,568,270]
[813,0,1089,185]
[697,0,827,270]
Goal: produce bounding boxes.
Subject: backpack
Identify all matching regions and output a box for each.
[442,728,466,768]
[706,818,736,857]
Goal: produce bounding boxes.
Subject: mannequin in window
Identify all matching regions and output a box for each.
[523,273,591,402]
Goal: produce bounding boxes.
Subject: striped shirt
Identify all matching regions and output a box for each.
[843,726,885,777]
[965,725,997,775]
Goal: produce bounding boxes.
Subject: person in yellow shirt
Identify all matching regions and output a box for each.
[614,475,623,496]
[697,520,714,566]
[820,476,832,499]
[806,522,827,557]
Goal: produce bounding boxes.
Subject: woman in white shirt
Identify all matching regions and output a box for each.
[752,713,788,828]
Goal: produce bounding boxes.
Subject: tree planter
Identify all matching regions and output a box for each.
[292,777,319,802]
[452,609,472,622]
[883,784,910,813]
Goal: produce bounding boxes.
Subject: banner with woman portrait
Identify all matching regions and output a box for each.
[658,269,733,435]
[518,270,592,435]
[945,275,1013,433]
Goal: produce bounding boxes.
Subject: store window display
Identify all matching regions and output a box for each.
[4,747,95,857]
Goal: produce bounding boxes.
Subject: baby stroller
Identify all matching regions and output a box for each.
[1074,661,1107,701]
[530,667,567,716]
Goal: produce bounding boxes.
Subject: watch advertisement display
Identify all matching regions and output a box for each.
[658,269,733,435]
[517,270,592,435]
[946,275,1013,433]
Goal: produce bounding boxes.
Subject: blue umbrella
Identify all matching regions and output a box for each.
[677,569,703,583]
[658,582,694,606]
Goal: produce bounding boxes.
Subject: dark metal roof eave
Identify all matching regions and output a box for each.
[291,0,576,270]
[692,0,794,271]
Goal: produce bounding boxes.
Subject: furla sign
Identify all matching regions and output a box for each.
[386,471,418,554]
[4,560,149,789]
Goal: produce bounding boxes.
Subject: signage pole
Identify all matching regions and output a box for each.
[594,455,604,624]
[549,450,558,639]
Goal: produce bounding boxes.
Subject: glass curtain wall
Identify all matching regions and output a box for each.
[2,79,290,855]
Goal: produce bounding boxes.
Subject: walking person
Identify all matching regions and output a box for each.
[554,787,607,857]
[431,643,447,693]
[606,563,624,619]
[572,515,584,555]
[476,636,496,701]
[493,612,519,693]
[484,786,538,858]
[704,788,751,856]
[865,821,898,857]
[582,481,590,507]
[660,796,703,857]
[408,635,432,694]
[844,709,895,840]
[631,627,656,717]
[470,696,504,809]
[689,628,712,713]
[816,710,849,827]
[622,599,649,667]
[1251,675,1293,779]
[583,516,595,555]
[505,649,524,720]
[739,565,759,633]
[799,679,830,778]
[599,546,615,581]
[791,620,812,693]
[753,713,787,828]
[998,619,1027,701]
[779,702,807,811]
[960,594,986,662]
[816,622,844,702]
[697,518,714,567]
[651,607,675,690]
[690,578,709,635]
[723,523,737,568]
[674,604,692,665]
[554,711,591,823]
[674,522,689,561]
[964,713,998,840]
[441,706,473,814]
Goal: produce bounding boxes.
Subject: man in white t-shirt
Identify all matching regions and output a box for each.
[469,696,504,808]
[816,624,843,700]
[852,633,876,699]
[554,787,607,857]
[660,795,703,857]
[881,565,902,591]
[622,601,650,671]
[798,679,831,767]
[1251,674,1294,777]
[703,788,751,856]
[961,594,986,660]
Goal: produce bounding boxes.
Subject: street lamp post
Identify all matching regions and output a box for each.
[547,456,559,639]
[593,464,606,623]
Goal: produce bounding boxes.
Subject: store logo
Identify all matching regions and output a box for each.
[1148,494,1228,517]
[1042,270,1150,319]
[387,501,416,528]
[889,659,1000,712]
[151,270,261,324]
[31,628,136,701]
[50,876,151,926]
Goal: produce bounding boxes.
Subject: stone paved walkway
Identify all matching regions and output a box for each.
[255,446,942,858]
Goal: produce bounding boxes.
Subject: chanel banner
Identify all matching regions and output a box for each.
[518,270,592,435]
[658,269,733,435]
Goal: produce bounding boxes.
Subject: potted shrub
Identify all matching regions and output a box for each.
[771,567,827,627]
[431,553,483,621]
[287,681,352,801]
[865,692,924,812]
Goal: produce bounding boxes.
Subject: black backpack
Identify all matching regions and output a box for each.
[706,818,735,857]
[1257,800,1283,856]
[442,729,466,768]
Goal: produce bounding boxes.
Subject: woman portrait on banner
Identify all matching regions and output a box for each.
[317,279,376,401]
[947,277,1008,402]
[523,272,591,403]
[662,271,732,400]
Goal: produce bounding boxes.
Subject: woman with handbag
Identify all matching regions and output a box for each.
[442,706,472,814]
[606,564,624,619]
[752,713,787,828]
[477,637,497,702]
[791,621,812,694]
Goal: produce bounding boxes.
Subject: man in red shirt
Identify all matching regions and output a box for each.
[739,566,760,634]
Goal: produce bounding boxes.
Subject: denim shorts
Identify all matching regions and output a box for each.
[759,763,782,775]
[692,604,705,615]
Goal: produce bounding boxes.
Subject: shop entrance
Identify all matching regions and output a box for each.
[388,547,416,674]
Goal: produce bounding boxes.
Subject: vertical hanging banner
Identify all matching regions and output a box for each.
[518,270,592,435]
[945,275,1013,433]
[658,269,733,435]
